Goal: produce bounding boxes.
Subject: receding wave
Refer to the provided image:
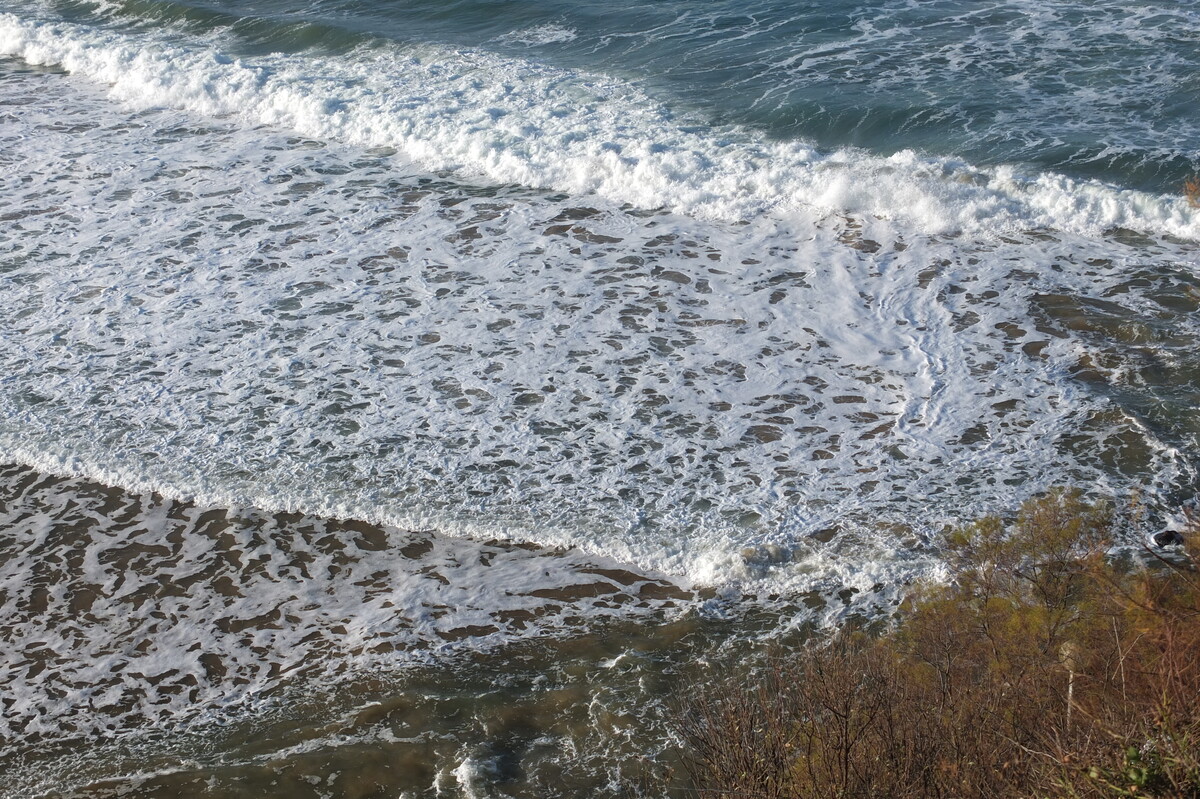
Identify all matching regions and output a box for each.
[2,5,1199,796]
[2,54,1198,594]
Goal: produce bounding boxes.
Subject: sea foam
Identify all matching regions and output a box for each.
[1,6,1199,794]
[1,54,1196,596]
[1,11,1198,240]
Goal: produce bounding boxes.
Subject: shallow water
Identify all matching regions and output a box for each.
[2,58,1195,583]
[0,463,844,798]
[0,0,1199,794]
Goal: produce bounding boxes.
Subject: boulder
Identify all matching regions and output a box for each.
[1152,529,1185,548]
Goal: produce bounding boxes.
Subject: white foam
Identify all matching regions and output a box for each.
[1,12,1197,240]
[0,464,698,747]
[493,23,578,47]
[2,8,1197,796]
[0,45,1198,796]
[1,56,1195,597]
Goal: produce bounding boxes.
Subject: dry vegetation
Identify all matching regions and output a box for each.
[674,490,1200,798]
[1186,176,1200,208]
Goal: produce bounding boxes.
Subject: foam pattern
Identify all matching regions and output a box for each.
[0,464,693,748]
[557,0,1200,190]
[1,8,1200,790]
[1,9,1198,238]
[0,62,1196,591]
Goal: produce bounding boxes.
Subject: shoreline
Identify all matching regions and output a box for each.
[0,462,827,798]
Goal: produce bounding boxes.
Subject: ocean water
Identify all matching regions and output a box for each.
[1,0,1198,795]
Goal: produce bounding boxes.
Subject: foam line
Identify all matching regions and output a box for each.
[1,12,1197,239]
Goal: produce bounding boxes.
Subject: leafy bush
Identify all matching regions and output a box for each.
[674,491,1200,798]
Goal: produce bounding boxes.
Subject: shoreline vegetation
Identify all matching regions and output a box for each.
[1185,176,1200,208]
[668,490,1200,799]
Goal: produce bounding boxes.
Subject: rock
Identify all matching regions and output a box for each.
[1153,529,1184,548]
